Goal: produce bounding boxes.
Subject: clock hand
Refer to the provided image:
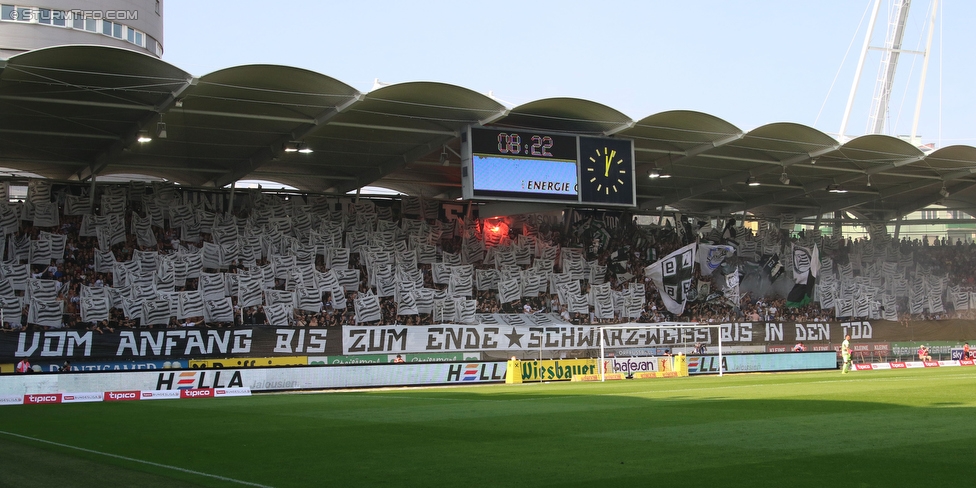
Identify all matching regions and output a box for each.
[604,155,610,177]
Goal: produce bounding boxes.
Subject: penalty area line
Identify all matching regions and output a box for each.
[0,430,274,488]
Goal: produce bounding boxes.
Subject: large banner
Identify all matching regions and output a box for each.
[338,321,942,355]
[2,327,341,361]
[686,352,837,375]
[3,321,975,362]
[0,362,508,396]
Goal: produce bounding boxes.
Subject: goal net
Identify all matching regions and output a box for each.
[597,322,725,380]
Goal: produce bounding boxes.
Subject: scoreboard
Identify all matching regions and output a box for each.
[461,127,635,207]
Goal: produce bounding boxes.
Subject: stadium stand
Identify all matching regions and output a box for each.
[0,179,973,334]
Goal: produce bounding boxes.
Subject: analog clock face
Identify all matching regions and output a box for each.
[579,137,634,206]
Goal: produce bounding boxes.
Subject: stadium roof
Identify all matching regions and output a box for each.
[2,45,975,223]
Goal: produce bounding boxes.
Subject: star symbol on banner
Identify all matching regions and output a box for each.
[505,327,524,348]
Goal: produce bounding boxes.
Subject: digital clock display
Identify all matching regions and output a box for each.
[468,128,579,202]
[462,127,635,207]
[470,128,578,160]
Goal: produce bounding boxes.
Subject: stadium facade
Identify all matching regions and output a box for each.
[0,0,162,59]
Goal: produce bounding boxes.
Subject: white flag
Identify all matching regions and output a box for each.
[644,243,696,316]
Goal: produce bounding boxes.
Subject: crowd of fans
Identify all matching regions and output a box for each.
[2,182,974,333]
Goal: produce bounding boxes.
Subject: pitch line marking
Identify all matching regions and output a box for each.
[0,430,274,488]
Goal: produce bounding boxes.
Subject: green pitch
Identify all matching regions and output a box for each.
[2,368,975,487]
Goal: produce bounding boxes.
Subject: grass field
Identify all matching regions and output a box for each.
[2,368,975,487]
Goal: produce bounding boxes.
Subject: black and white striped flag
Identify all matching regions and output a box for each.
[476,269,499,290]
[354,291,382,324]
[0,236,16,265]
[449,266,473,297]
[0,263,28,292]
[27,279,59,303]
[412,288,435,314]
[396,289,419,315]
[327,247,351,270]
[203,297,235,323]
[853,296,871,318]
[882,295,898,321]
[928,291,945,314]
[224,273,239,298]
[335,269,360,292]
[43,232,67,259]
[264,303,292,326]
[416,244,437,264]
[32,201,60,228]
[265,289,295,308]
[178,291,205,319]
[373,265,396,298]
[202,242,224,270]
[567,293,589,314]
[64,195,91,216]
[458,299,477,325]
[29,239,53,265]
[181,252,203,279]
[0,295,22,323]
[295,287,323,313]
[133,249,158,274]
[81,297,110,323]
[950,286,969,311]
[0,278,15,301]
[200,272,226,300]
[237,274,264,308]
[433,298,457,323]
[834,298,854,318]
[431,263,451,285]
[154,268,175,292]
[497,278,521,304]
[28,299,63,327]
[588,263,607,285]
[101,194,126,215]
[142,299,172,326]
[590,283,615,319]
[94,248,117,273]
[521,272,546,297]
[0,206,19,235]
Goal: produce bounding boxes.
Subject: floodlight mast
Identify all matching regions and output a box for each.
[839,0,939,142]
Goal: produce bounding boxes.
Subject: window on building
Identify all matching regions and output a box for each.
[1,5,31,22]
[134,31,143,46]
[85,18,96,32]
[155,0,160,15]
[101,20,124,38]
[39,8,67,26]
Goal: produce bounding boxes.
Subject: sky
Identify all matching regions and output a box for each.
[162,0,976,147]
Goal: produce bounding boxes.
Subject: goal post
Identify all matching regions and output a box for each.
[597,322,725,380]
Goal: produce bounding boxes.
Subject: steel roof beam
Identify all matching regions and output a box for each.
[336,135,458,194]
[74,76,198,182]
[646,145,839,210]
[209,93,364,188]
[891,180,976,217]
